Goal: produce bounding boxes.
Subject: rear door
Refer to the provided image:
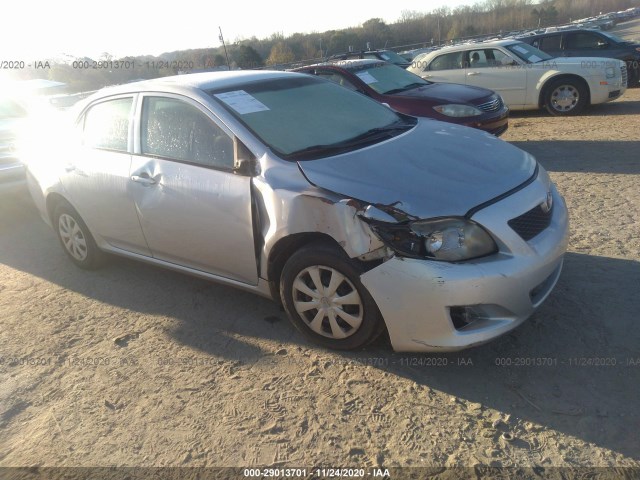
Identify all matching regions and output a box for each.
[532,34,563,57]
[130,94,258,284]
[419,51,468,84]
[61,95,151,255]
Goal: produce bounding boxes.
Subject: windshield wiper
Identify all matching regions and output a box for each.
[384,83,426,95]
[285,121,414,160]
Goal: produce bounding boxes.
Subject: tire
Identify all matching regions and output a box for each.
[544,79,588,116]
[280,242,385,350]
[53,202,105,269]
[628,65,640,88]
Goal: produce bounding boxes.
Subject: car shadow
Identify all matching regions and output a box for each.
[507,98,640,118]
[362,251,640,461]
[0,192,297,364]
[1,193,638,460]
[508,140,640,174]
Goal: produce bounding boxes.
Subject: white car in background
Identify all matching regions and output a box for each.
[407,40,627,115]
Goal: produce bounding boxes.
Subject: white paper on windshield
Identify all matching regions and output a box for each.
[380,53,390,60]
[529,54,542,62]
[355,71,378,84]
[512,45,529,54]
[214,90,269,114]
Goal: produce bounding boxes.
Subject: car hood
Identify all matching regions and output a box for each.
[297,120,536,220]
[393,83,495,104]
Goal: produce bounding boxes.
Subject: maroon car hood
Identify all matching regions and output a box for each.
[393,83,495,104]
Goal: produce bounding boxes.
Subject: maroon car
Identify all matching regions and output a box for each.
[294,59,509,136]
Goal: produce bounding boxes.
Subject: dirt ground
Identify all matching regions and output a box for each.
[1,25,640,478]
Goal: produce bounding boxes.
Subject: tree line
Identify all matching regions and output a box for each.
[11,0,640,93]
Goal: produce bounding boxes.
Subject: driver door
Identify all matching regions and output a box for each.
[130,94,258,284]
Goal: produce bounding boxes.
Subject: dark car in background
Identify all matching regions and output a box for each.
[0,98,28,194]
[294,60,509,136]
[327,49,412,68]
[518,29,640,87]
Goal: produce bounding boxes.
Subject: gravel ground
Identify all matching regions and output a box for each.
[1,22,639,478]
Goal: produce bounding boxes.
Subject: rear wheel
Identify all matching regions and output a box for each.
[54,202,105,269]
[280,243,385,350]
[544,79,587,116]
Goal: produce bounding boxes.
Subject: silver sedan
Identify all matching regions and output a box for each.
[26,71,568,351]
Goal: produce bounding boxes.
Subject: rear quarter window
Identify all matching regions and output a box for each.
[429,52,464,71]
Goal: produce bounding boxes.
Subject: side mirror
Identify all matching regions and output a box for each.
[597,41,609,48]
[234,138,258,176]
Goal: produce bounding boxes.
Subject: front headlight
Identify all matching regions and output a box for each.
[605,66,616,78]
[433,104,483,117]
[369,217,497,261]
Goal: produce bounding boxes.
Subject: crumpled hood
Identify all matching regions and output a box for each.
[297,120,536,219]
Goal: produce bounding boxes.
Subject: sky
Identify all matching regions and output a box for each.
[2,0,476,60]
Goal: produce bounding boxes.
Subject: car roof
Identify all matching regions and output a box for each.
[86,70,302,98]
[520,28,604,39]
[299,59,386,70]
[331,50,391,56]
[434,39,521,53]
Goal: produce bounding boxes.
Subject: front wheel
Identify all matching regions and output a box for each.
[544,80,587,116]
[54,202,105,269]
[280,243,385,350]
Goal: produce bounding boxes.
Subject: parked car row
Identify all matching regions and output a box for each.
[25,70,569,352]
[517,29,640,87]
[293,60,509,135]
[407,40,628,115]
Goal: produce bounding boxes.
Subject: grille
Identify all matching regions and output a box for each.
[476,96,503,113]
[621,65,628,87]
[508,203,553,241]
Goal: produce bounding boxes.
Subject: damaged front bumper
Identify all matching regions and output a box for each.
[360,181,569,352]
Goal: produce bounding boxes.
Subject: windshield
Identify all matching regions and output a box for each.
[208,76,413,160]
[377,50,410,65]
[506,42,553,63]
[345,63,429,95]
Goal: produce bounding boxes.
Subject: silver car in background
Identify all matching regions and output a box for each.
[27,71,569,352]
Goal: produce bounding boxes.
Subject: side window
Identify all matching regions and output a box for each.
[468,49,489,68]
[566,32,603,49]
[429,52,464,71]
[487,49,516,66]
[141,97,234,170]
[83,97,132,152]
[540,35,561,51]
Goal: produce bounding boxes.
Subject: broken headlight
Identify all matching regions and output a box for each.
[371,217,497,261]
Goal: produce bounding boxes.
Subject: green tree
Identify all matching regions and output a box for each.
[236,45,264,69]
[361,18,392,49]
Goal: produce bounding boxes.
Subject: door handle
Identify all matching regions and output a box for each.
[131,174,159,186]
[467,71,481,76]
